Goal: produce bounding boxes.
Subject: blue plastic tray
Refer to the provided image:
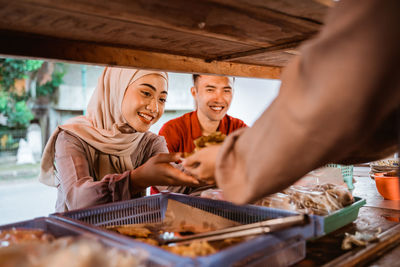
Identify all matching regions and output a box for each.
[52,192,317,267]
[0,217,189,267]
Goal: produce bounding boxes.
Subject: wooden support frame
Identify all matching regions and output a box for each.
[0,30,282,79]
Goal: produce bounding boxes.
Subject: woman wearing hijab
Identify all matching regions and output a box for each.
[40,67,199,212]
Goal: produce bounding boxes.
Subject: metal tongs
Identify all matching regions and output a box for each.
[159,214,307,245]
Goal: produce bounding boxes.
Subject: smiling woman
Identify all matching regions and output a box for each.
[121,75,168,132]
[39,67,199,212]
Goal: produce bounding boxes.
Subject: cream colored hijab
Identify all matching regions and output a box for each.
[39,67,168,186]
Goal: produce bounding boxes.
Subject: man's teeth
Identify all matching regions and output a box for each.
[139,113,153,120]
[210,106,223,111]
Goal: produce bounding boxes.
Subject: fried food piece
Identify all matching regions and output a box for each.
[106,223,245,257]
[162,241,217,257]
[193,132,226,152]
[0,237,144,267]
[0,228,55,247]
[107,225,152,238]
[179,132,226,158]
[135,238,159,246]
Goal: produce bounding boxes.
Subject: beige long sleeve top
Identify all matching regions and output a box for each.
[216,0,400,204]
[54,130,168,212]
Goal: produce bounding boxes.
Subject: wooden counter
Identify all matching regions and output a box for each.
[295,167,400,267]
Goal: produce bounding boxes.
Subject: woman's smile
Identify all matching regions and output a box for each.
[122,74,168,132]
[138,112,154,124]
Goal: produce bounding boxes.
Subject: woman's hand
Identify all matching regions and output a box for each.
[130,153,200,190]
[182,145,221,185]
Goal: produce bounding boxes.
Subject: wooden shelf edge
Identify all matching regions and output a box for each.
[0,30,282,79]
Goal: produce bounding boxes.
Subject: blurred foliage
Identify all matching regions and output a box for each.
[0,59,43,91]
[0,91,34,129]
[35,63,66,97]
[0,58,65,129]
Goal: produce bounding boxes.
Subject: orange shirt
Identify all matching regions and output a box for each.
[159,111,247,153]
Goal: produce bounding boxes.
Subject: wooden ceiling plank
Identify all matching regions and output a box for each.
[229,50,296,68]
[0,2,259,59]
[206,40,304,62]
[0,30,282,79]
[18,0,322,47]
[209,0,330,23]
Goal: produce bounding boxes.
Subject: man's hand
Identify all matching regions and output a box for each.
[130,153,200,190]
[182,145,221,185]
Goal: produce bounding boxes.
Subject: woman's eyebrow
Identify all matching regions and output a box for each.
[141,83,168,95]
[141,83,157,91]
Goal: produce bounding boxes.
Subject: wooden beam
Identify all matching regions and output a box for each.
[0,30,281,79]
[210,0,329,24]
[206,40,304,62]
[17,0,321,47]
[0,1,258,59]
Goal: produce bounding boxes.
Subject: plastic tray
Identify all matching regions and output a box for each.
[52,192,316,267]
[325,163,354,190]
[0,217,190,267]
[323,196,366,234]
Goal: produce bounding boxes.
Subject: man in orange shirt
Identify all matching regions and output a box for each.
[154,74,247,195]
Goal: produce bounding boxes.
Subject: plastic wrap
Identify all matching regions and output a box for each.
[256,183,354,216]
[200,188,225,200]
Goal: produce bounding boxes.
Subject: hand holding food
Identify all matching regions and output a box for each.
[182,132,226,184]
[183,145,221,185]
[130,153,200,191]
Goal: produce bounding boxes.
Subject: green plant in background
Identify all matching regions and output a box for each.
[0,91,33,129]
[0,58,66,152]
[35,63,66,97]
[0,58,66,130]
[0,59,43,92]
[8,100,34,128]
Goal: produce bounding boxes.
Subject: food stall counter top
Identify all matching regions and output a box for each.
[295,166,400,267]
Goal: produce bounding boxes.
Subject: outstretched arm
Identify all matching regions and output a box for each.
[215,0,400,204]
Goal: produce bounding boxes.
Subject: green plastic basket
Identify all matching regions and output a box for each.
[326,164,354,190]
[323,196,365,234]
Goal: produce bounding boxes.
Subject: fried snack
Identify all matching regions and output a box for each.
[107,224,161,246]
[107,225,152,238]
[162,241,217,257]
[162,237,244,257]
[135,237,159,246]
[105,223,245,257]
[180,132,226,158]
[0,228,55,247]
[0,237,144,267]
[193,132,226,152]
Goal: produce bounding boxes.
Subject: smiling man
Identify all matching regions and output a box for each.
[160,74,246,153]
[154,74,247,195]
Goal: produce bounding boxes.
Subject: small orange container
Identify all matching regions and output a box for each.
[375,172,400,200]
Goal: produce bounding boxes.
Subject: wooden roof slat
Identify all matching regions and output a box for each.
[230,50,296,68]
[206,40,304,62]
[0,0,330,77]
[19,0,323,47]
[210,0,328,24]
[0,2,259,59]
[0,30,281,79]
